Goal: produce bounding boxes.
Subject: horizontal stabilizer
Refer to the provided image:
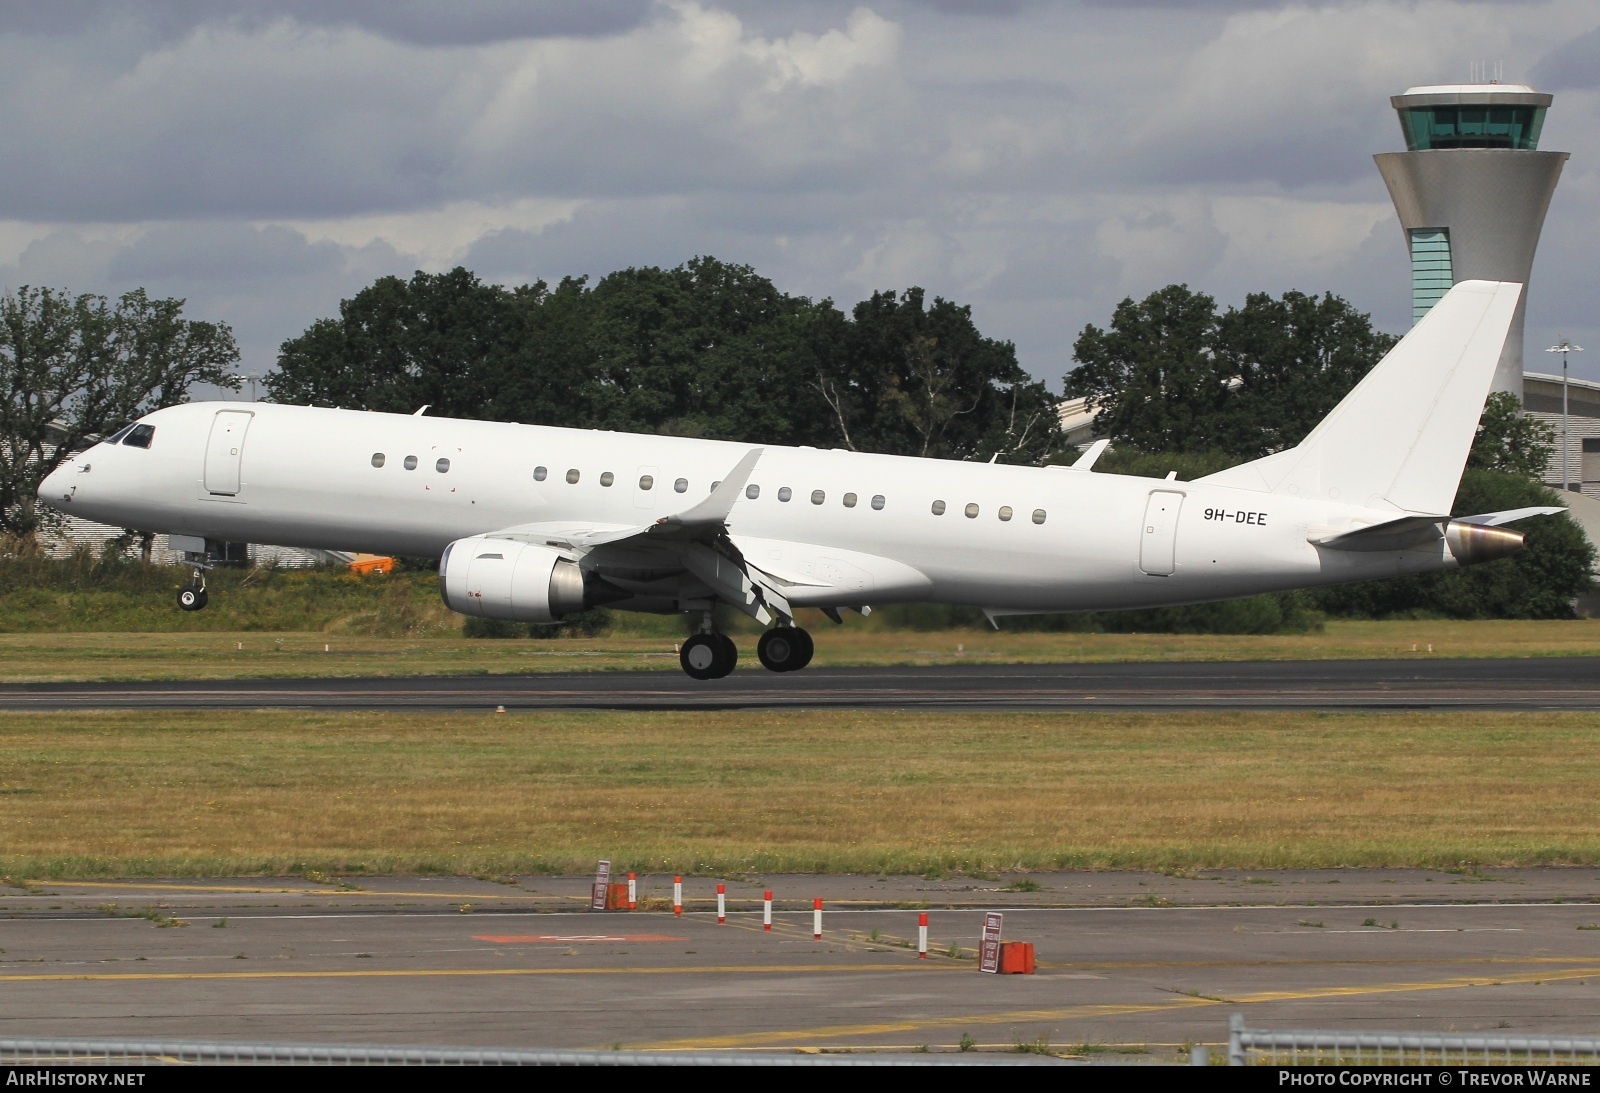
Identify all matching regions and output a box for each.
[1454,506,1566,527]
[1314,506,1563,554]
[1313,515,1445,552]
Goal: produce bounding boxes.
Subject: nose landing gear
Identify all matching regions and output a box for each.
[177,553,211,612]
[757,626,813,673]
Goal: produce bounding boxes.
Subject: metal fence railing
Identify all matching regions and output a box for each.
[0,1038,1065,1066]
[1227,1013,1600,1067]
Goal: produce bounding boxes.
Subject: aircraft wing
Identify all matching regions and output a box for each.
[470,448,796,623]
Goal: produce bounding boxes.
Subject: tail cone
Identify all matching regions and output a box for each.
[1445,522,1526,566]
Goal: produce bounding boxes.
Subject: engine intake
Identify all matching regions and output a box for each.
[439,537,588,623]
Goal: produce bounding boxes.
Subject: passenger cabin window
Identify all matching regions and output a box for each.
[534,466,548,481]
[871,495,885,510]
[931,500,946,515]
[600,472,615,487]
[371,453,386,468]
[998,505,1013,522]
[674,478,688,493]
[843,492,857,508]
[436,458,450,473]
[778,487,792,502]
[965,503,979,519]
[404,455,418,470]
[639,474,654,490]
[566,469,580,484]
[746,484,760,499]
[811,490,825,505]
[122,424,155,449]
[1032,509,1047,525]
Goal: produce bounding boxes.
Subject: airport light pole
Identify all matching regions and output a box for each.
[1546,340,1584,491]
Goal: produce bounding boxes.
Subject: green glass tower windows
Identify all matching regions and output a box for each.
[1409,228,1453,323]
[1399,105,1546,150]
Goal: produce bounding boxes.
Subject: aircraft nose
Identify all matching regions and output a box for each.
[37,464,73,510]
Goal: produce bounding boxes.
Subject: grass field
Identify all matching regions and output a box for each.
[1,618,1597,683]
[1,708,1597,877]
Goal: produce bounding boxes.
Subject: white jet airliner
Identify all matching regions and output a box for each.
[38,280,1558,680]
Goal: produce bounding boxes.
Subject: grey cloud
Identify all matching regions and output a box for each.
[0,2,652,46]
[1533,24,1600,91]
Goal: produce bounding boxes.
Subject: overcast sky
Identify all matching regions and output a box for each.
[1,0,1596,391]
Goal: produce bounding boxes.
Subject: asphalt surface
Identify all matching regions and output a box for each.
[4,870,1600,1060]
[2,657,1598,711]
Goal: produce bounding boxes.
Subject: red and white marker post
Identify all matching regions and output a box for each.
[763,890,772,932]
[813,897,823,940]
[918,912,928,959]
[673,875,683,917]
[716,882,726,925]
[627,873,637,911]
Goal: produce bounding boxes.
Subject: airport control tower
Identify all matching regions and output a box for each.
[1374,83,1568,397]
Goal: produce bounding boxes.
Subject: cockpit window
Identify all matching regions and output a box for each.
[122,424,155,449]
[105,425,135,445]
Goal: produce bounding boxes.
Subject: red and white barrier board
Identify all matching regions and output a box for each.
[979,911,1003,973]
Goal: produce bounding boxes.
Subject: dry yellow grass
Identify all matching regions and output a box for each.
[2,708,1598,877]
[1,618,1597,683]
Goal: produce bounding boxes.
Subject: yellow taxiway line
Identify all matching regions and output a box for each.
[634,963,1600,1051]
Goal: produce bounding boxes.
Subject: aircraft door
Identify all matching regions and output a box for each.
[203,410,254,496]
[1139,490,1184,576]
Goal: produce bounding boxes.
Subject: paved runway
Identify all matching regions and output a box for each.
[2,657,1598,711]
[3,870,1599,1059]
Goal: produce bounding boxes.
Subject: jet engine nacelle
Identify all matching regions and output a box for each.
[439,536,587,623]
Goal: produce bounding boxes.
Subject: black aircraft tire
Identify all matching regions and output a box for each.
[790,627,814,670]
[714,634,738,678]
[177,585,208,612]
[680,634,724,681]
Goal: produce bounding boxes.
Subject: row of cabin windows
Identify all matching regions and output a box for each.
[526,464,1048,524]
[931,499,1047,524]
[372,453,450,472]
[369,454,1046,524]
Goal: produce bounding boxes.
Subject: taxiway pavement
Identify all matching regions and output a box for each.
[3,870,1599,1059]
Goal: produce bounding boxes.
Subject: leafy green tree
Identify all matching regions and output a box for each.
[582,257,838,445]
[816,288,1061,462]
[266,267,524,420]
[1065,286,1395,458]
[1,286,239,536]
[1469,390,1556,478]
[1064,284,1229,454]
[1213,290,1398,456]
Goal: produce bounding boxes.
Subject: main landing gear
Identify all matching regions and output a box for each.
[679,632,738,681]
[757,626,813,673]
[677,624,815,679]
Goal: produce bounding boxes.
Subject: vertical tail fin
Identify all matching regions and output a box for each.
[1198,280,1522,515]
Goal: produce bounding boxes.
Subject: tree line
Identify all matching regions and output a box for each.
[265,257,1060,466]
